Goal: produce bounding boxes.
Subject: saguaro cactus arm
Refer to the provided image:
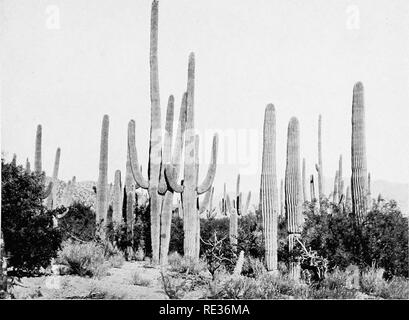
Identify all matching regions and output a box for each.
[244,191,251,214]
[196,134,219,195]
[158,95,175,195]
[164,164,184,193]
[199,186,212,214]
[128,120,149,189]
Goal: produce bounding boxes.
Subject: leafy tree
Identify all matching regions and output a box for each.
[1,158,62,275]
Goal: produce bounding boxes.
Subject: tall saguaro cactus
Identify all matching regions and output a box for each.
[367,172,372,210]
[35,124,42,173]
[128,0,163,264]
[164,53,219,261]
[96,115,109,226]
[260,104,279,272]
[47,148,61,210]
[338,155,344,199]
[159,93,187,265]
[351,82,367,224]
[112,170,123,224]
[317,115,324,202]
[310,174,316,202]
[285,117,302,280]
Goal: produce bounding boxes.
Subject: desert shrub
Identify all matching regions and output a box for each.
[301,198,409,278]
[131,273,151,287]
[1,159,62,275]
[359,266,387,296]
[58,202,96,242]
[242,257,266,279]
[57,240,109,278]
[133,202,151,257]
[376,277,409,299]
[160,271,188,299]
[168,253,207,275]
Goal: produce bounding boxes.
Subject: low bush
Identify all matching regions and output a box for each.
[131,273,151,287]
[57,240,109,278]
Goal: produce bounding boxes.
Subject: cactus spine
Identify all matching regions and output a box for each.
[164,53,219,261]
[96,115,109,227]
[47,148,61,210]
[260,104,278,272]
[351,82,367,224]
[285,117,302,280]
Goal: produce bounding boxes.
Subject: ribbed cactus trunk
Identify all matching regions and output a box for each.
[338,155,344,200]
[285,117,302,280]
[112,170,123,224]
[351,82,367,224]
[96,115,109,228]
[47,148,61,210]
[227,195,238,248]
[125,121,136,234]
[34,124,42,173]
[164,54,218,261]
[159,94,187,265]
[317,115,324,203]
[260,104,278,272]
[302,158,306,203]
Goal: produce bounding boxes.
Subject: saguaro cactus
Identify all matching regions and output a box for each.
[35,124,42,173]
[351,82,367,224]
[333,170,339,203]
[310,174,316,202]
[226,194,238,247]
[159,93,187,265]
[128,0,163,264]
[164,53,219,261]
[25,158,31,174]
[317,115,324,202]
[285,117,302,280]
[260,104,279,272]
[112,170,123,224]
[96,115,109,226]
[280,179,284,217]
[47,148,61,210]
[338,155,344,199]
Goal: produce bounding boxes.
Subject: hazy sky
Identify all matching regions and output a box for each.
[1,0,409,203]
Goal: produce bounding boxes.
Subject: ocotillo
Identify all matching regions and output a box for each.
[351,82,367,224]
[260,104,279,272]
[285,117,302,280]
[164,54,219,261]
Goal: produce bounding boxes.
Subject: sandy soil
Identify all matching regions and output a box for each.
[9,261,168,300]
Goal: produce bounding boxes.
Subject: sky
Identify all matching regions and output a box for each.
[1,0,409,206]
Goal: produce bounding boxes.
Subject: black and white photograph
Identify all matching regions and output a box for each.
[1,0,408,307]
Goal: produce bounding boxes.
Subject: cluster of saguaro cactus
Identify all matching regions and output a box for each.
[164,53,219,261]
[285,117,303,279]
[351,82,368,224]
[260,104,279,272]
